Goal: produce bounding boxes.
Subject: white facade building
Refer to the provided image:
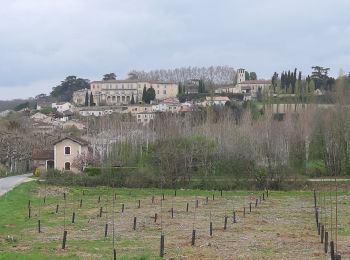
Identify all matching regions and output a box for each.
[89,80,178,106]
[52,102,74,113]
[136,112,156,124]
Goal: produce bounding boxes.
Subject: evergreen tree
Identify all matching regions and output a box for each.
[89,92,94,106]
[198,79,206,93]
[298,71,302,81]
[292,68,297,93]
[103,73,116,81]
[281,72,285,90]
[245,71,250,81]
[84,91,89,106]
[287,70,291,89]
[50,76,90,102]
[271,72,279,93]
[142,86,147,102]
[145,87,156,104]
[249,72,257,80]
[131,95,135,104]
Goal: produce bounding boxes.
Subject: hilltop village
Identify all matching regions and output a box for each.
[0,66,333,174]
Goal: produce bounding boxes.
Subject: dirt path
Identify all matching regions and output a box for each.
[0,173,33,196]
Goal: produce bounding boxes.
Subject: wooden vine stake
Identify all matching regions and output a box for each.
[62,230,68,249]
[38,220,41,233]
[105,223,108,237]
[224,216,228,230]
[133,217,137,230]
[191,229,196,246]
[160,234,165,257]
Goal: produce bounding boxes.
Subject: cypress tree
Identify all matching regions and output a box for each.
[84,91,89,106]
[245,71,250,81]
[131,95,135,104]
[142,86,147,102]
[281,72,286,90]
[89,93,94,106]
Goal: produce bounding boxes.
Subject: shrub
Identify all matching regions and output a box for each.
[34,168,42,177]
[0,164,8,177]
[254,168,267,189]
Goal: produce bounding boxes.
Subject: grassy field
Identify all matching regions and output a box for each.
[0,181,349,259]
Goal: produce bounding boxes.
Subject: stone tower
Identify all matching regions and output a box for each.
[237,68,246,84]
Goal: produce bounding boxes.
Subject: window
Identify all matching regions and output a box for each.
[64,147,71,155]
[64,162,71,171]
[163,90,166,94]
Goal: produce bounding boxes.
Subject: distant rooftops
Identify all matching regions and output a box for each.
[239,80,271,85]
[90,79,176,85]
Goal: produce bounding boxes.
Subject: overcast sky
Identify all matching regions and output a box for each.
[1,0,349,100]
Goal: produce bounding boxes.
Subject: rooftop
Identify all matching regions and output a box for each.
[91,79,176,85]
[53,135,89,146]
[32,149,54,160]
[239,80,271,85]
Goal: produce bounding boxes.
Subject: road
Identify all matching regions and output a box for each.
[0,173,33,196]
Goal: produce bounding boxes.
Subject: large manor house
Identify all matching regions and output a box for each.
[73,79,178,106]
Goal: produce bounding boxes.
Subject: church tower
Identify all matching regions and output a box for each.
[237,68,246,84]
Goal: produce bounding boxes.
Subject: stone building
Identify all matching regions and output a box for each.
[89,80,178,106]
[54,136,89,172]
[72,88,91,106]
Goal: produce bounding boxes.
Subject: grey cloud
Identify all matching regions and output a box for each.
[1,0,350,99]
